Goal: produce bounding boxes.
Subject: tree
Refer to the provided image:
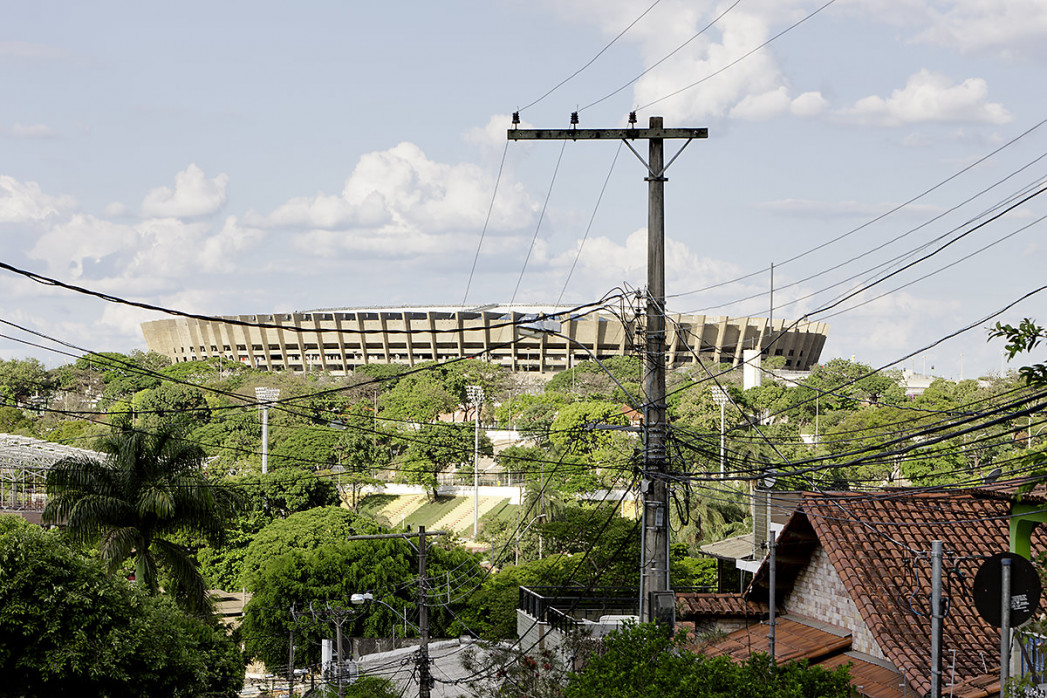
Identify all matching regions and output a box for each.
[396,422,489,500]
[269,425,343,470]
[241,525,482,670]
[0,516,243,697]
[134,382,211,430]
[564,623,852,698]
[195,467,340,589]
[379,371,460,422]
[43,423,241,614]
[240,506,381,588]
[0,357,56,404]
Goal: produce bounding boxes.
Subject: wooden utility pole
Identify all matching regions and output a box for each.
[508,116,707,623]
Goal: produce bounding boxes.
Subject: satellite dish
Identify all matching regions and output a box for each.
[973,552,1041,628]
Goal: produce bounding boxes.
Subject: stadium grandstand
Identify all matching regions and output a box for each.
[141,305,828,375]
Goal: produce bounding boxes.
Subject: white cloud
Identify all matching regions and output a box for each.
[0,41,66,60]
[915,0,1047,60]
[836,69,1011,127]
[552,228,740,292]
[103,202,128,217]
[141,164,229,218]
[790,91,829,118]
[198,216,266,272]
[28,213,136,277]
[466,113,535,153]
[0,176,76,223]
[262,141,536,257]
[9,123,58,139]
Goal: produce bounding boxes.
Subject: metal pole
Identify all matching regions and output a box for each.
[769,536,777,664]
[719,400,726,476]
[473,398,480,538]
[641,115,669,624]
[418,526,431,698]
[930,541,943,698]
[335,616,344,698]
[288,628,295,696]
[261,403,270,475]
[1001,557,1012,695]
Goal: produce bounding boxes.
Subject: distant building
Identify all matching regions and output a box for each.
[141,304,828,375]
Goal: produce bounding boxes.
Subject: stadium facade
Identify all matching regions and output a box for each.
[140,305,829,375]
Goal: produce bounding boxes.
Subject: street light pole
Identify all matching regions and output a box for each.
[255,387,280,474]
[466,385,484,539]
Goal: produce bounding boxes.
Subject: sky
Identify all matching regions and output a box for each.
[1,0,1046,380]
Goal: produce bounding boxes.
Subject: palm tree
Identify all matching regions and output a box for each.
[43,423,239,614]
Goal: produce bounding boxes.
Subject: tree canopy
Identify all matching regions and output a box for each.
[0,516,243,697]
[43,423,241,613]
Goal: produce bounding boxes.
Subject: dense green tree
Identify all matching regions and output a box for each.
[790,358,904,421]
[240,506,381,588]
[565,623,852,698]
[497,392,569,444]
[380,371,461,422]
[269,425,342,470]
[195,467,338,590]
[548,401,630,459]
[75,350,171,407]
[396,422,490,499]
[134,382,211,430]
[0,405,36,436]
[0,357,56,404]
[43,423,241,613]
[545,356,642,403]
[241,531,482,670]
[0,517,243,697]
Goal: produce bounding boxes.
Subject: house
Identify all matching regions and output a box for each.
[680,489,1046,697]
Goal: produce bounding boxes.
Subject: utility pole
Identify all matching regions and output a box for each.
[509,115,706,623]
[1000,556,1012,694]
[418,526,432,698]
[930,540,944,698]
[345,527,449,698]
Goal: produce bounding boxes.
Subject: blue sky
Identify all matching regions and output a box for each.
[1,0,1045,379]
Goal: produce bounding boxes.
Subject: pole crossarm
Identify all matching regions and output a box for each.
[507,127,707,141]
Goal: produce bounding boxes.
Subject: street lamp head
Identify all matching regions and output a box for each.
[255,386,281,403]
[711,386,730,406]
[466,385,485,406]
[350,592,373,605]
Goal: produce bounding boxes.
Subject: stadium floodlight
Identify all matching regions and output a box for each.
[255,387,281,474]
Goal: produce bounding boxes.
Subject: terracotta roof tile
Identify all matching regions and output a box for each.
[696,616,851,665]
[677,592,768,619]
[747,490,1030,696]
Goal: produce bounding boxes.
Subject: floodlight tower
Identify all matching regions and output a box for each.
[255,387,281,474]
[466,385,485,538]
[711,386,729,476]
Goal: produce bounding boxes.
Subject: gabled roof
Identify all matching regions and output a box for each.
[746,489,1038,696]
[676,592,768,619]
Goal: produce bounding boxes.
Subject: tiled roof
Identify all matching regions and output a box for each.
[970,475,1047,504]
[819,652,906,698]
[749,490,1032,696]
[676,592,768,618]
[698,615,851,664]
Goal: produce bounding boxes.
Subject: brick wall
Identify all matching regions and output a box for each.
[785,543,885,659]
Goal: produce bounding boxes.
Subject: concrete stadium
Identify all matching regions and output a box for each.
[141,305,828,375]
